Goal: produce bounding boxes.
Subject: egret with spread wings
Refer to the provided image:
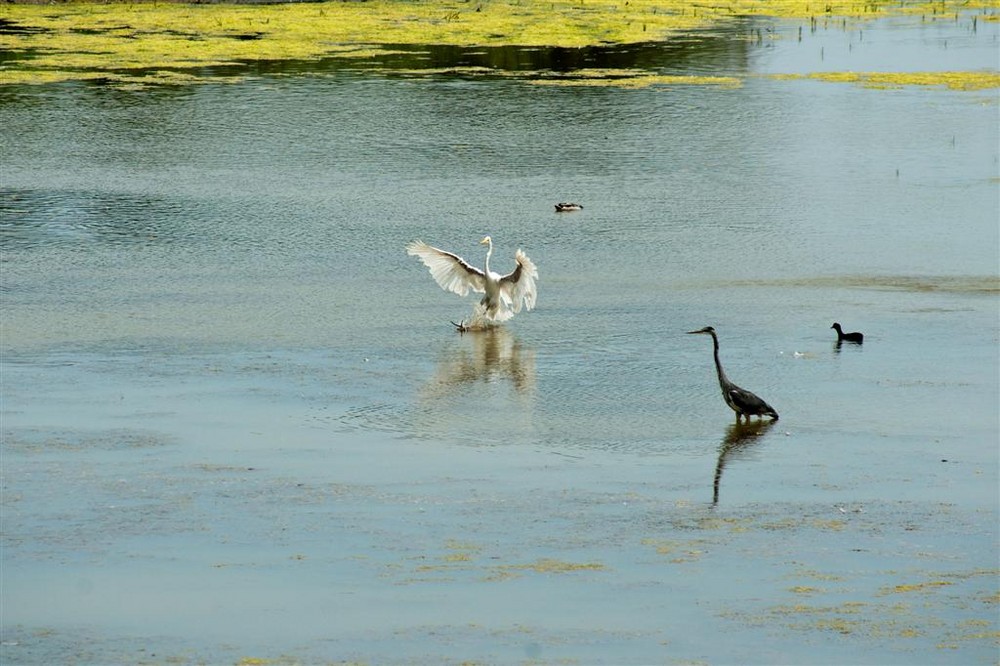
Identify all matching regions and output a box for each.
[406,236,538,325]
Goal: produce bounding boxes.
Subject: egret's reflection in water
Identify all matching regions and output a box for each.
[421,327,536,400]
[712,419,776,505]
[371,327,541,444]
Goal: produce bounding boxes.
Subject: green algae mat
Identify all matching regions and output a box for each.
[1,0,998,87]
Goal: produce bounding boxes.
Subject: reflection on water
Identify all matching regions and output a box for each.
[834,339,864,354]
[421,327,536,400]
[353,328,539,446]
[175,24,754,83]
[713,420,777,505]
[366,31,750,75]
[336,329,536,441]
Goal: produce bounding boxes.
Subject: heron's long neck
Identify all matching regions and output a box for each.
[484,243,493,274]
[710,333,729,386]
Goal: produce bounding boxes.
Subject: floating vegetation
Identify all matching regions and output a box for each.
[529,70,743,88]
[510,558,608,574]
[728,597,979,640]
[1,0,997,87]
[2,427,173,452]
[878,580,956,595]
[386,538,608,585]
[701,274,1000,293]
[234,656,368,666]
[642,537,711,563]
[774,70,1000,90]
[722,566,1000,649]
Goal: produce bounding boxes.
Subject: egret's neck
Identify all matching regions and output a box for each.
[484,243,493,274]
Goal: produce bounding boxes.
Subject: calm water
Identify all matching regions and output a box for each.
[2,14,998,664]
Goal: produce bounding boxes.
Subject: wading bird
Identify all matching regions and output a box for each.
[406,236,538,326]
[554,203,583,212]
[831,322,864,344]
[687,326,779,422]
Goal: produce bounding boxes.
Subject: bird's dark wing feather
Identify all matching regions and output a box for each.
[499,261,522,285]
[727,386,776,415]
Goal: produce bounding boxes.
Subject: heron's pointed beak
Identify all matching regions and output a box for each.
[686,329,704,335]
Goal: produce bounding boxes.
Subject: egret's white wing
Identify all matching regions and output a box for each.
[498,249,538,314]
[407,241,486,297]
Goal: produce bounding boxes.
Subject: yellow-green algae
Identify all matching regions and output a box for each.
[529,70,743,88]
[701,274,1000,294]
[722,568,1000,647]
[384,538,608,584]
[236,656,366,666]
[642,537,710,563]
[1,0,998,87]
[510,558,607,574]
[773,70,1000,90]
[878,580,956,595]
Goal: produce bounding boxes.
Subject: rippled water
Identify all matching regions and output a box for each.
[3,19,997,443]
[2,14,998,664]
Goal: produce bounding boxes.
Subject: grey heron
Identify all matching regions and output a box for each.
[687,326,779,422]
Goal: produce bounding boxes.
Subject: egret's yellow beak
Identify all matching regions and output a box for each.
[479,236,491,245]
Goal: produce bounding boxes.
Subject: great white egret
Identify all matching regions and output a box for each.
[831,322,864,344]
[687,326,779,422]
[406,236,538,325]
[554,203,583,212]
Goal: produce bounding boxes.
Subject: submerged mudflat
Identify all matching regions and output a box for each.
[3,347,998,663]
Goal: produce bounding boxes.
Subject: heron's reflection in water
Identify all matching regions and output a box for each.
[421,326,536,400]
[712,419,777,505]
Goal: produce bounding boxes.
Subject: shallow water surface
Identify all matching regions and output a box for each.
[1,13,998,665]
